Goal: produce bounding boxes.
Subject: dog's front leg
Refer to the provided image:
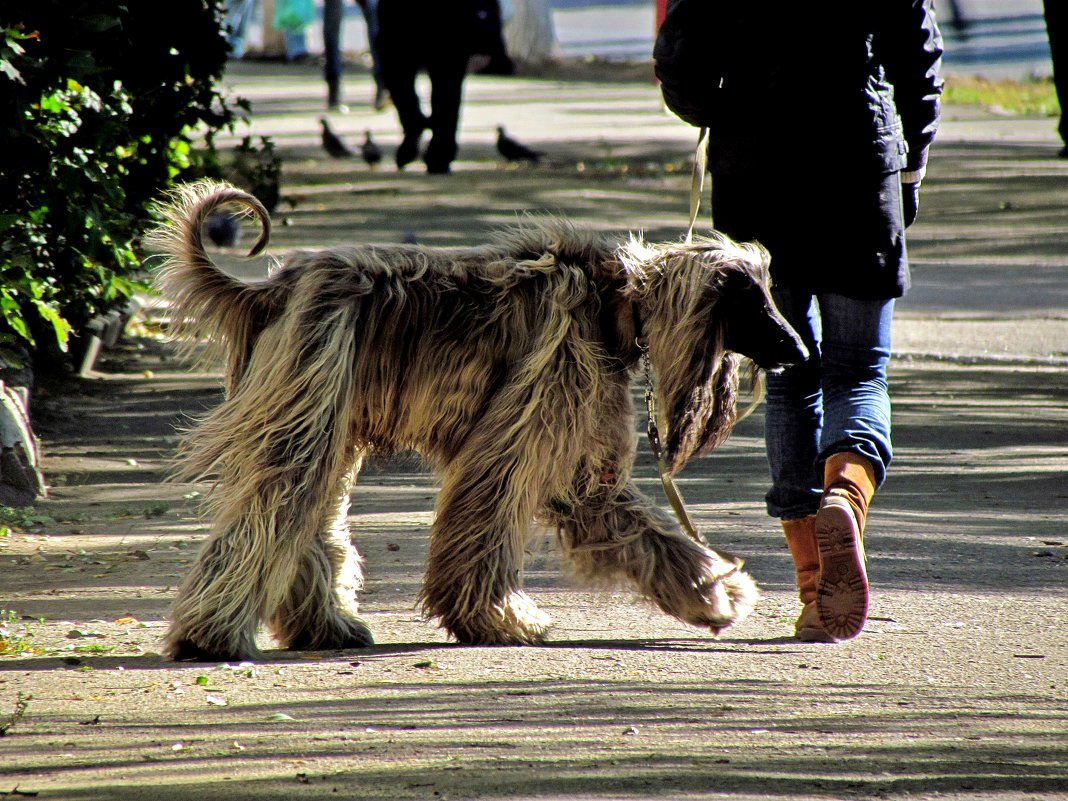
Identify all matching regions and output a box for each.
[419,447,554,646]
[551,481,759,635]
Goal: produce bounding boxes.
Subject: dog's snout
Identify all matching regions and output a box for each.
[758,336,807,372]
[784,331,809,364]
[739,318,808,372]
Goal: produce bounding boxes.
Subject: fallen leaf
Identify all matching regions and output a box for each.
[205,695,227,706]
[267,712,295,722]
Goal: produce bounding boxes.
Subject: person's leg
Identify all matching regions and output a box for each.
[284,28,309,61]
[816,293,894,488]
[360,0,389,108]
[380,56,427,168]
[811,292,894,640]
[764,287,824,522]
[1044,0,1068,151]
[423,53,468,173]
[223,0,256,59]
[763,287,830,641]
[323,0,344,107]
[376,0,429,167]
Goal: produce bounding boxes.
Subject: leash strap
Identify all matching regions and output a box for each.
[639,347,744,576]
[685,127,710,243]
[645,383,704,546]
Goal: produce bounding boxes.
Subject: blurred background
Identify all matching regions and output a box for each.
[232,0,1055,80]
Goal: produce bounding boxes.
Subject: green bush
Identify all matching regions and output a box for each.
[0,1,246,370]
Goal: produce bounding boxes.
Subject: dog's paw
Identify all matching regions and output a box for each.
[647,548,760,635]
[446,591,552,645]
[497,590,553,642]
[165,635,260,663]
[330,617,375,649]
[285,615,375,651]
[704,568,760,635]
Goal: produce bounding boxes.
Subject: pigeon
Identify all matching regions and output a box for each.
[361,130,382,168]
[496,125,542,164]
[205,211,240,248]
[320,118,353,158]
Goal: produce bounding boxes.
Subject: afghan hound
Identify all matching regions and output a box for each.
[146,181,807,660]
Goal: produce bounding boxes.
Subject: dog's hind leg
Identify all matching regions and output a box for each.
[163,525,267,661]
[550,482,759,634]
[164,307,366,661]
[269,462,374,651]
[164,454,366,661]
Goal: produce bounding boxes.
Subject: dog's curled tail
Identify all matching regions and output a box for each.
[146,180,273,369]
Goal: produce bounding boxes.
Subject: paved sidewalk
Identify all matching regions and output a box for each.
[2,60,1066,801]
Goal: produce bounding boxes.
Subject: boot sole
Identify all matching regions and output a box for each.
[815,496,869,641]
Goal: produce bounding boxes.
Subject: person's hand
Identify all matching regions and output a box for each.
[902,181,921,227]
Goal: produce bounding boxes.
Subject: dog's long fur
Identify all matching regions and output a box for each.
[146,180,805,660]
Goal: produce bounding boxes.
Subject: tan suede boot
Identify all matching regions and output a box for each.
[781,515,833,642]
[815,452,877,641]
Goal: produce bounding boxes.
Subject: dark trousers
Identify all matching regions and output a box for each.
[1045,0,1068,145]
[376,0,471,170]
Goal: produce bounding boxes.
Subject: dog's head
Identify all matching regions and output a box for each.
[620,233,806,474]
[716,260,808,373]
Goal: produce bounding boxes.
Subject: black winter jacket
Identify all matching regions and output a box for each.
[655,1,944,299]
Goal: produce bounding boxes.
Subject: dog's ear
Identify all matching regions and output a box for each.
[718,268,808,371]
[662,350,741,474]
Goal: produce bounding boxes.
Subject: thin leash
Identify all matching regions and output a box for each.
[637,341,743,573]
[685,127,710,242]
[635,127,742,573]
[637,340,705,547]
[642,125,711,548]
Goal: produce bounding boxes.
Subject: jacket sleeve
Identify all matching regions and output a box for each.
[879,0,944,176]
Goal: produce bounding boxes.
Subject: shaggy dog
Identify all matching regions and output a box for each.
[146,181,806,660]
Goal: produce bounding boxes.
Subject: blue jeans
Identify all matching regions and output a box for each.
[764,289,894,520]
[324,0,382,89]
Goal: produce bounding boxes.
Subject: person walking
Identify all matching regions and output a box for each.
[323,0,388,111]
[655,2,944,642]
[223,0,310,61]
[375,0,507,174]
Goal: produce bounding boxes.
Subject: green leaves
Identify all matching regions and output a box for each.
[0,2,242,367]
